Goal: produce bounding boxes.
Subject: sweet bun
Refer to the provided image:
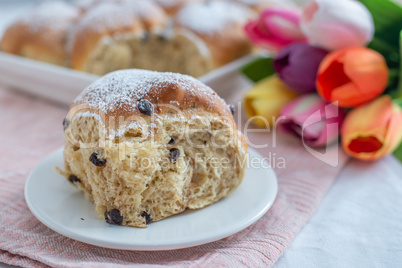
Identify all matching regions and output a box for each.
[69,0,254,77]
[0,2,79,66]
[70,1,168,74]
[175,1,254,70]
[152,0,201,15]
[60,69,247,227]
[1,0,254,76]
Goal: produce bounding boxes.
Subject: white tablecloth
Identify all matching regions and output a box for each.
[276,156,402,267]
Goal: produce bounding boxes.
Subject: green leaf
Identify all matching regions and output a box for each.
[398,30,402,97]
[393,142,402,163]
[360,0,402,32]
[368,37,400,68]
[360,0,402,67]
[240,57,275,83]
[384,68,400,97]
[393,95,402,108]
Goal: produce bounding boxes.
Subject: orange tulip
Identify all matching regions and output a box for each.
[341,95,402,161]
[317,47,388,107]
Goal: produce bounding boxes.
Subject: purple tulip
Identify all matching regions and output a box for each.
[274,43,328,93]
[278,94,345,147]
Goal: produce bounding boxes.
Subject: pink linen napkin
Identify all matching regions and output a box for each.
[0,85,349,267]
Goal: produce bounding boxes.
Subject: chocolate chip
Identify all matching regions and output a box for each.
[81,217,84,221]
[138,98,153,116]
[141,212,152,224]
[63,118,69,130]
[105,209,123,225]
[228,104,235,115]
[169,148,180,164]
[185,207,189,210]
[89,152,106,167]
[168,138,175,145]
[69,175,81,183]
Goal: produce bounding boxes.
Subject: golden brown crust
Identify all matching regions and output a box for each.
[70,1,167,71]
[175,1,254,68]
[69,69,234,122]
[183,27,252,68]
[152,0,200,15]
[0,2,79,66]
[1,0,253,74]
[70,0,253,74]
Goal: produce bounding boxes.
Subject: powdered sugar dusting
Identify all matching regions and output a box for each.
[76,3,136,33]
[74,1,165,34]
[74,69,222,114]
[19,1,79,33]
[176,1,253,35]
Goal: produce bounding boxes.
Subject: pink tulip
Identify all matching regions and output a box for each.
[300,0,374,51]
[245,7,306,50]
[278,94,345,147]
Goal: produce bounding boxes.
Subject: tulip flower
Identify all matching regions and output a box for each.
[300,0,374,51]
[244,7,306,51]
[244,75,299,127]
[316,47,389,107]
[278,94,345,147]
[341,95,402,161]
[274,43,328,93]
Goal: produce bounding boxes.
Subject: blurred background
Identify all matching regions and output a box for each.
[0,0,313,36]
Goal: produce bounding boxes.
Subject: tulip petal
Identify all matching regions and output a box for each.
[343,49,389,105]
[302,1,318,23]
[306,119,339,147]
[244,75,299,127]
[245,21,274,49]
[302,20,367,50]
[317,60,351,101]
[261,8,301,25]
[341,95,402,160]
[317,47,388,107]
[342,95,392,135]
[263,14,304,42]
[244,7,306,50]
[300,0,374,50]
[275,43,328,93]
[348,136,383,154]
[330,83,362,107]
[279,94,344,147]
[380,106,402,156]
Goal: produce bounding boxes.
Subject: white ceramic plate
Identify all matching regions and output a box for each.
[24,147,277,251]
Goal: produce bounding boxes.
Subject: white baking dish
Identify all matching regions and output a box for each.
[0,52,255,105]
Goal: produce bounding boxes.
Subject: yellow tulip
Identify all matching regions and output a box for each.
[341,95,402,161]
[244,75,299,127]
